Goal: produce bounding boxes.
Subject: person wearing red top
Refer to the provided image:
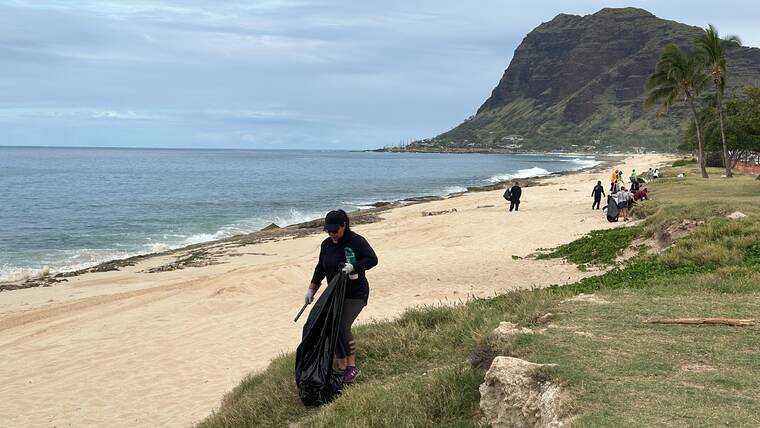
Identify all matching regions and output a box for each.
[634,188,649,201]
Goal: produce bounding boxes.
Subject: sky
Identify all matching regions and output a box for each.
[1,1,758,149]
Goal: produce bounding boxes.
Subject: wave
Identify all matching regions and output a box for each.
[487,167,551,183]
[0,209,327,284]
[443,186,468,195]
[561,157,601,169]
[0,265,51,284]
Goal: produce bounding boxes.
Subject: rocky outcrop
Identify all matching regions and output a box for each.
[412,8,760,152]
[479,357,568,428]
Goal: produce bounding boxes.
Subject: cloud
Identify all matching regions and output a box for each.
[91,110,160,120]
[0,107,161,120]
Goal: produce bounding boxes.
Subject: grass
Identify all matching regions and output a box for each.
[671,158,697,167]
[537,226,643,269]
[199,165,760,427]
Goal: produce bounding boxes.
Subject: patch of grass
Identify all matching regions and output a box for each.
[671,158,697,167]
[537,226,643,267]
[303,365,484,427]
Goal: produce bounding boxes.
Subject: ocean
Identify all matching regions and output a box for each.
[0,147,599,283]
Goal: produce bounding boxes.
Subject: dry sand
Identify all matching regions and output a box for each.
[0,153,671,427]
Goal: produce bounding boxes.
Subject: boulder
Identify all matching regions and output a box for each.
[727,211,747,220]
[479,357,567,428]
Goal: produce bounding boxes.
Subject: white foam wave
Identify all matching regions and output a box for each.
[562,157,601,169]
[0,265,51,284]
[487,167,551,183]
[268,208,323,228]
[443,186,468,195]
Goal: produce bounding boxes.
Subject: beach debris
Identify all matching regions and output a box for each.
[421,208,457,216]
[726,211,747,220]
[558,188,568,191]
[562,293,611,304]
[643,318,754,327]
[479,356,567,428]
[477,204,495,208]
[574,331,594,337]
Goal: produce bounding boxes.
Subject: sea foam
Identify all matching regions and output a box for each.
[487,167,551,183]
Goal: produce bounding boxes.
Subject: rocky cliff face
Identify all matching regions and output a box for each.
[415,8,760,152]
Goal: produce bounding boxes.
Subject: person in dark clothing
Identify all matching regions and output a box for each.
[306,209,378,384]
[508,181,522,212]
[591,180,605,210]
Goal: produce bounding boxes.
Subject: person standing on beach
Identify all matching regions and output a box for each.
[617,186,633,221]
[306,209,378,384]
[508,181,522,212]
[591,180,605,210]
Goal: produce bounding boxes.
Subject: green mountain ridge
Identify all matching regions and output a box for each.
[406,7,760,153]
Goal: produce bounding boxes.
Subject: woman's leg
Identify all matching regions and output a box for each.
[336,299,365,370]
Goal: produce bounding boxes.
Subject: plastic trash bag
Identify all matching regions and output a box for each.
[294,271,347,406]
[605,195,619,222]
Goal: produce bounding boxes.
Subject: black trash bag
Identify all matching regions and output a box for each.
[605,195,619,222]
[294,271,347,406]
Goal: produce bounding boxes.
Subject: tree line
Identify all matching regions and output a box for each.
[645,25,760,178]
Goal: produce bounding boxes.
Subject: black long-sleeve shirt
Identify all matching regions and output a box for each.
[311,230,378,303]
[592,184,606,199]
[509,185,522,202]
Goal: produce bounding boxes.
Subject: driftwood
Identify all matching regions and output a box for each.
[643,318,754,327]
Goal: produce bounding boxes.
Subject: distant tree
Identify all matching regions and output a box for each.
[645,44,710,177]
[695,24,742,177]
[684,89,760,168]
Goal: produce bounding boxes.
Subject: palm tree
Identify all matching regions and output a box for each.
[645,44,710,178]
[695,25,742,178]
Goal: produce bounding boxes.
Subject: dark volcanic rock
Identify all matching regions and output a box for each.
[414,7,760,152]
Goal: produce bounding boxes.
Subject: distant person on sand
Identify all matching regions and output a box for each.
[610,169,618,193]
[634,188,649,201]
[306,209,378,384]
[653,168,660,179]
[617,186,633,221]
[507,181,522,212]
[591,180,605,210]
[647,168,654,181]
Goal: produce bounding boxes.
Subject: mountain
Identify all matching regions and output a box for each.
[407,8,760,153]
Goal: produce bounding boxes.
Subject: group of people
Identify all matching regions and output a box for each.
[597,166,653,221]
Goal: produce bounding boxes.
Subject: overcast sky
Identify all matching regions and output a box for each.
[1,1,758,149]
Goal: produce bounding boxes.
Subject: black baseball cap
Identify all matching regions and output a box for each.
[323,210,345,232]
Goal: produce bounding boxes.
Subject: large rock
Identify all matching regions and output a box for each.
[411,7,760,152]
[479,357,567,428]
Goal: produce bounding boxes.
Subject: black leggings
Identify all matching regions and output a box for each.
[336,298,365,358]
[593,197,601,209]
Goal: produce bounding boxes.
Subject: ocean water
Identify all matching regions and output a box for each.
[0,147,599,283]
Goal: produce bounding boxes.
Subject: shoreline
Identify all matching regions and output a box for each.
[1,153,621,292]
[0,153,673,427]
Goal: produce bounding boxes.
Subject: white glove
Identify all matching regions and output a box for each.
[342,263,354,274]
[305,288,315,305]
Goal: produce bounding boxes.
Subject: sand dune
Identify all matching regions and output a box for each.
[0,154,670,427]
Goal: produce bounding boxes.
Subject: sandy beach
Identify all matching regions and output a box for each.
[0,153,671,427]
